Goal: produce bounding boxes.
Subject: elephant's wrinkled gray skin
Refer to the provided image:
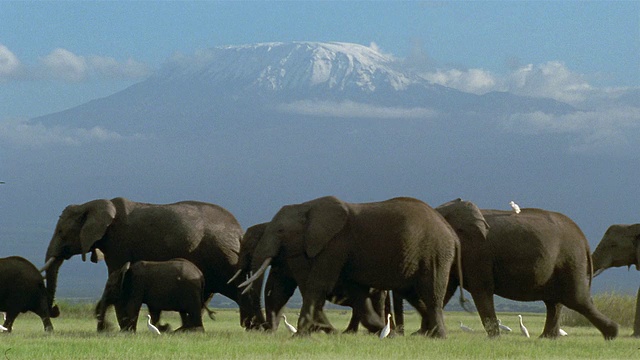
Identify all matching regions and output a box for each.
[0,256,59,332]
[95,259,205,332]
[592,224,640,337]
[240,196,466,338]
[437,199,618,340]
[236,223,392,334]
[42,197,258,329]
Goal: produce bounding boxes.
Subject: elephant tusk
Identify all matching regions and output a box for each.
[227,269,244,284]
[592,268,605,278]
[241,282,253,295]
[40,257,56,273]
[238,258,272,288]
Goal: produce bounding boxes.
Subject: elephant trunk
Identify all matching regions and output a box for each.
[591,249,609,277]
[43,256,64,312]
[94,298,111,332]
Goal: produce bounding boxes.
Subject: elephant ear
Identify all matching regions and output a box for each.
[80,200,116,262]
[304,197,349,258]
[437,199,489,240]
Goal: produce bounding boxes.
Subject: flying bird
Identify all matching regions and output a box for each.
[498,319,512,332]
[509,201,521,214]
[282,314,297,334]
[518,315,530,338]
[459,321,474,332]
[380,313,391,339]
[559,328,568,336]
[147,315,161,335]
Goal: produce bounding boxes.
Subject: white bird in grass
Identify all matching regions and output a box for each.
[282,314,297,334]
[509,201,521,214]
[518,315,530,338]
[459,321,474,332]
[559,328,568,336]
[147,315,161,335]
[0,324,6,332]
[498,319,512,332]
[380,313,391,339]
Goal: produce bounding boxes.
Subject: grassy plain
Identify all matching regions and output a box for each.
[0,306,638,360]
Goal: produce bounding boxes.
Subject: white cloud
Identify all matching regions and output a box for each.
[0,45,21,78]
[0,44,150,82]
[506,61,593,104]
[0,118,147,147]
[420,68,497,95]
[41,48,88,82]
[418,61,601,106]
[277,100,438,119]
[501,107,640,154]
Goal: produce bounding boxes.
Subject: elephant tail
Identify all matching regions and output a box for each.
[587,246,593,290]
[455,240,472,313]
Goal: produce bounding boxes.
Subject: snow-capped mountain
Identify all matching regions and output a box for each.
[160,42,413,93]
[34,41,573,134]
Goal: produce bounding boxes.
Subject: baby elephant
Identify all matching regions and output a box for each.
[0,256,60,332]
[95,258,206,332]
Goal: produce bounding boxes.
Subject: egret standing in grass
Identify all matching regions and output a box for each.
[509,201,521,214]
[0,324,6,332]
[559,328,568,336]
[498,319,512,332]
[380,313,391,339]
[147,315,161,335]
[518,315,530,338]
[282,314,297,334]
[459,321,474,332]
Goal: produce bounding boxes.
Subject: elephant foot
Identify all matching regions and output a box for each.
[157,323,172,332]
[601,323,618,340]
[539,332,558,339]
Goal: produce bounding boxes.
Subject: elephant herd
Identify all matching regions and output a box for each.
[3,195,639,340]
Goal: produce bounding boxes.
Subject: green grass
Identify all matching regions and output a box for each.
[1,306,638,359]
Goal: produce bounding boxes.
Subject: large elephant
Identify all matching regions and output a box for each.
[239,196,467,337]
[41,197,260,329]
[0,256,60,332]
[436,199,618,339]
[232,222,392,334]
[592,224,640,337]
[95,258,206,332]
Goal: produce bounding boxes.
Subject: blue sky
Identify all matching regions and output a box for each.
[0,1,638,119]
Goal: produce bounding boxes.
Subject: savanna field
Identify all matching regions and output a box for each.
[1,293,639,360]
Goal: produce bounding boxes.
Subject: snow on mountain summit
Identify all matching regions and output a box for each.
[159,42,414,92]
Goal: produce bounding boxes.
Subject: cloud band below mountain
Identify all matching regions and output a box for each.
[277,100,438,119]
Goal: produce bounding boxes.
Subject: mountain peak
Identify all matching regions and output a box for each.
[158,41,413,92]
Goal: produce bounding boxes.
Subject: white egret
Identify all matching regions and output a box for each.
[509,201,521,214]
[559,328,568,336]
[459,321,474,332]
[518,315,530,338]
[147,315,161,335]
[380,313,391,339]
[0,324,6,332]
[498,319,512,332]
[282,314,297,334]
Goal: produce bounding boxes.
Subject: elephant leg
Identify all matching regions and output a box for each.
[3,312,17,333]
[633,287,640,338]
[563,297,618,340]
[414,276,447,338]
[35,297,54,332]
[392,292,405,335]
[401,289,437,337]
[345,285,385,334]
[471,291,499,337]
[540,301,562,339]
[344,309,361,334]
[265,271,297,332]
